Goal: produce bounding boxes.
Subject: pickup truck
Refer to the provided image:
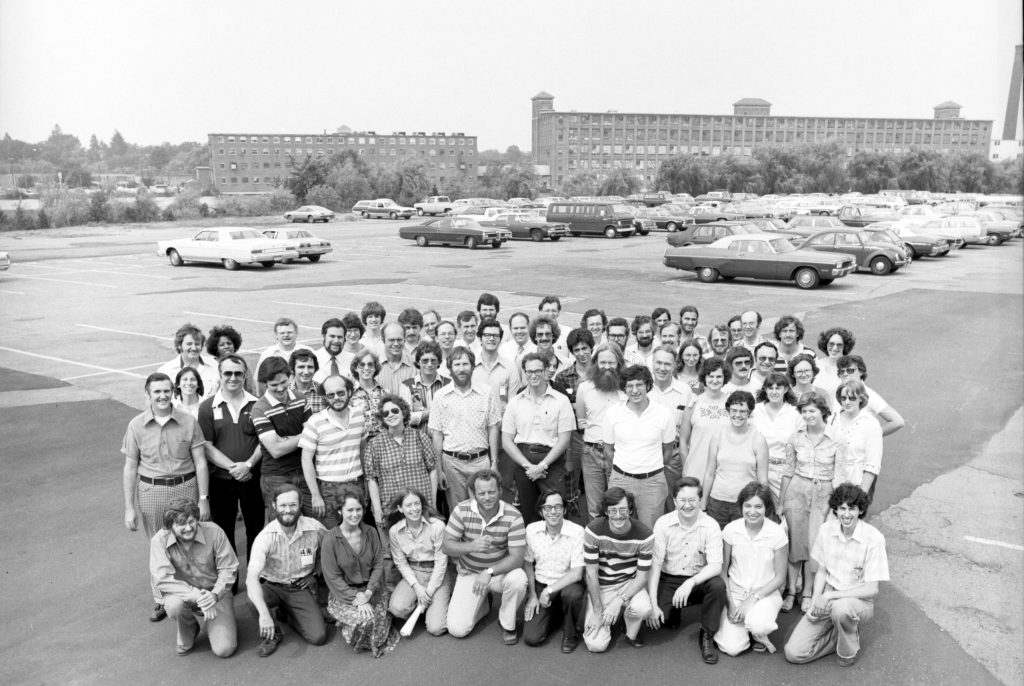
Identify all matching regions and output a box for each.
[414,196,454,216]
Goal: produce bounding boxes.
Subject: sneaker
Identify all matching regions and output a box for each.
[838,652,859,667]
[502,628,520,646]
[699,627,719,665]
[149,604,167,622]
[258,626,283,657]
[751,641,767,653]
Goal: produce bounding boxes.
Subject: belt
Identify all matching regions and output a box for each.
[139,471,196,487]
[612,464,663,480]
[584,441,604,449]
[795,473,830,485]
[408,560,435,570]
[443,449,489,461]
[261,577,310,589]
[517,442,553,454]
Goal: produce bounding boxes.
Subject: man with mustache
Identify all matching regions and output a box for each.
[575,343,626,520]
[313,317,348,384]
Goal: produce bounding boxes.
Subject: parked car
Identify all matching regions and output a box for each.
[663,233,856,289]
[353,199,416,219]
[968,210,1020,245]
[413,196,453,216]
[0,250,10,271]
[916,217,988,247]
[632,207,695,232]
[835,205,901,227]
[797,228,908,275]
[283,205,334,223]
[157,227,298,270]
[865,221,952,259]
[785,215,847,238]
[746,217,790,233]
[689,204,746,223]
[398,217,512,249]
[545,201,635,238]
[261,228,333,262]
[454,205,511,221]
[666,220,762,248]
[481,210,570,241]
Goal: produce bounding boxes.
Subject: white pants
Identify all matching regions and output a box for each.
[583,582,652,653]
[714,591,783,656]
[446,569,528,637]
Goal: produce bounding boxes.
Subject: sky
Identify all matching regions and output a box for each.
[1,0,1021,152]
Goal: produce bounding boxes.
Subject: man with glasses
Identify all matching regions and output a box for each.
[502,353,575,524]
[399,341,450,431]
[199,355,263,573]
[605,317,630,352]
[750,341,779,389]
[835,355,905,437]
[603,365,676,529]
[378,322,416,395]
[299,375,366,529]
[624,315,657,369]
[723,347,756,394]
[738,310,764,351]
[523,491,586,653]
[473,318,513,408]
[647,477,727,665]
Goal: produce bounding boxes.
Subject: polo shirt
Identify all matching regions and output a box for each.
[524,519,585,586]
[298,408,366,482]
[121,406,205,478]
[602,400,675,473]
[721,517,787,594]
[501,385,575,447]
[445,499,526,575]
[583,517,653,587]
[150,521,238,598]
[812,518,890,592]
[249,516,327,584]
[250,389,310,476]
[652,511,723,577]
[197,389,260,479]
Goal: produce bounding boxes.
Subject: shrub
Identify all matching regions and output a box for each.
[161,206,175,221]
[267,187,296,211]
[12,204,33,231]
[168,188,203,220]
[90,189,111,223]
[36,209,51,229]
[41,189,92,227]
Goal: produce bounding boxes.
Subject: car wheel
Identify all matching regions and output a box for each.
[167,249,183,267]
[571,232,581,237]
[903,244,917,260]
[530,228,543,242]
[549,236,561,242]
[222,258,240,271]
[870,256,893,275]
[988,233,1003,246]
[416,235,428,247]
[308,254,322,263]
[306,215,314,223]
[604,227,617,239]
[416,208,424,216]
[697,267,719,283]
[261,261,275,268]
[721,275,735,281]
[794,267,820,289]
[466,236,479,250]
[638,230,650,236]
[667,222,678,232]
[361,211,369,218]
[389,212,397,219]
[820,278,835,285]
[492,240,502,248]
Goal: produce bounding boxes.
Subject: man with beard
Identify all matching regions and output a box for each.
[477,293,501,332]
[648,346,695,508]
[378,322,416,395]
[252,357,312,514]
[575,343,627,520]
[657,321,682,354]
[624,315,656,369]
[499,312,535,362]
[772,315,817,373]
[679,306,712,357]
[158,323,219,399]
[603,365,675,529]
[739,310,765,351]
[313,317,348,384]
[123,372,209,622]
[429,347,502,511]
[299,375,366,529]
[706,325,732,361]
[150,497,238,657]
[246,484,328,656]
[605,318,630,352]
[289,349,325,414]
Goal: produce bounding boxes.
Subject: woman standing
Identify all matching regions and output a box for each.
[680,359,731,481]
[702,391,769,530]
[675,341,705,395]
[387,488,452,636]
[815,327,856,382]
[789,354,835,415]
[830,379,883,495]
[750,373,803,508]
[714,482,788,656]
[351,350,386,441]
[779,393,838,614]
[321,488,400,657]
[172,366,204,418]
[205,325,243,359]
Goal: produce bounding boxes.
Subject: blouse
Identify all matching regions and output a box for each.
[321,522,385,603]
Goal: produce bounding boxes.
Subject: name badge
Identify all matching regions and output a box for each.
[213,406,224,422]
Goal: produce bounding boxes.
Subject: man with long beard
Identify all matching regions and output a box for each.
[574,343,626,520]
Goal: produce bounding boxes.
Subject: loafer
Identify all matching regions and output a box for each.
[626,633,644,649]
[258,628,283,657]
[176,622,201,656]
[838,653,859,667]
[699,627,718,665]
[502,628,520,646]
[149,604,167,622]
[560,634,579,654]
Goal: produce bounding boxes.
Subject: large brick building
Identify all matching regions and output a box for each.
[531,92,993,187]
[207,129,478,192]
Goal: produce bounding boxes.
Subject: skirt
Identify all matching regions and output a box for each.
[328,591,401,657]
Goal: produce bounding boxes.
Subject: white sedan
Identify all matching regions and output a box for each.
[157,227,299,270]
[0,250,10,271]
[283,205,334,223]
[261,228,333,262]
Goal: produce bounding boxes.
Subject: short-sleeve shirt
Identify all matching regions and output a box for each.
[721,518,787,595]
[830,411,883,487]
[377,359,417,396]
[602,400,676,473]
[250,390,310,476]
[783,425,840,482]
[583,517,654,587]
[575,380,626,443]
[812,518,890,592]
[197,390,260,479]
[445,499,526,575]
[249,516,326,584]
[501,386,575,447]
[648,379,696,429]
[298,408,365,482]
[652,511,723,577]
[524,520,585,586]
[121,407,205,478]
[428,382,502,452]
[364,427,437,506]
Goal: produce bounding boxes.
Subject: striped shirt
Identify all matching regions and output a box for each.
[251,390,311,476]
[399,373,449,428]
[377,359,417,396]
[297,408,366,482]
[445,499,526,575]
[583,517,654,587]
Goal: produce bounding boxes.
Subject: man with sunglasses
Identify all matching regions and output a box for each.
[722,347,757,394]
[299,375,366,529]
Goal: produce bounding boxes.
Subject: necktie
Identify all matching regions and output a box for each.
[330,356,340,377]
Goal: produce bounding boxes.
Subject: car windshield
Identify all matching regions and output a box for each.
[293,230,312,238]
[611,204,632,214]
[769,238,796,253]
[229,230,262,240]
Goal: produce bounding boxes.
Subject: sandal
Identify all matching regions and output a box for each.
[800,596,812,614]
[781,592,795,613]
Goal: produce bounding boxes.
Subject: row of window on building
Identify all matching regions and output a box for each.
[214,134,474,147]
[216,147,474,158]
[552,114,988,131]
[553,131,983,145]
[219,160,465,171]
[556,148,952,171]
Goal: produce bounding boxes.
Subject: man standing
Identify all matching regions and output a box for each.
[123,372,209,622]
[581,309,608,346]
[398,308,425,364]
[150,498,238,657]
[679,306,712,356]
[399,341,449,430]
[624,315,656,369]
[299,375,366,529]
[456,310,481,354]
[378,322,416,395]
[509,315,563,396]
[498,312,535,362]
[648,345,695,507]
[198,355,263,569]
[575,343,626,520]
[157,323,219,399]
[605,317,630,352]
[502,352,575,523]
[582,487,654,652]
[443,470,529,644]
[723,347,757,394]
[252,357,312,514]
[429,347,502,511]
[750,341,779,389]
[473,318,513,407]
[313,317,348,384]
[257,318,313,371]
[657,321,682,354]
[739,310,764,351]
[359,301,387,358]
[538,296,570,362]
[772,315,817,372]
[289,349,325,414]
[836,355,906,437]
[477,292,501,327]
[785,483,889,667]
[246,484,329,656]
[603,365,676,529]
[523,491,586,653]
[647,477,728,665]
[555,329,594,513]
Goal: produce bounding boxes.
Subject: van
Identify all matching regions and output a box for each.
[545,202,635,238]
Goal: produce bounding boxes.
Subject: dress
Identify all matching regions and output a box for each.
[750,403,804,507]
[683,394,729,480]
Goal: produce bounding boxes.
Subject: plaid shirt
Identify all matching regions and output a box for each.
[363,427,437,507]
[812,518,889,591]
[290,380,326,414]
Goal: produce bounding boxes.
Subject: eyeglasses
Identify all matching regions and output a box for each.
[733,360,752,368]
[675,497,699,505]
[325,391,348,399]
[839,395,859,402]
[534,333,553,340]
[356,362,376,369]
[385,338,404,344]
[606,507,629,516]
[382,407,402,416]
[222,371,245,377]
[524,368,546,376]
[838,368,859,377]
[481,333,501,339]
[756,356,775,363]
[418,357,439,365]
[826,342,845,350]
[541,504,564,513]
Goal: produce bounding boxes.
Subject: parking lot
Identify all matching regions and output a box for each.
[0,217,1021,684]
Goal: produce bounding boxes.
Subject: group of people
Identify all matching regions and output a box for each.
[123,293,897,667]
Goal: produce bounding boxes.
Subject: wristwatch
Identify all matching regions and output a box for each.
[485,567,495,575]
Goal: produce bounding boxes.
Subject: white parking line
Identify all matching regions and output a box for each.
[272,300,352,311]
[76,324,172,341]
[12,274,118,288]
[62,361,162,381]
[0,345,147,378]
[0,289,26,296]
[182,311,319,330]
[964,535,1024,552]
[18,262,170,280]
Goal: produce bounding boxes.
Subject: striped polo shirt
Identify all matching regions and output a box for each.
[297,408,366,482]
[251,390,311,476]
[583,517,654,587]
[445,499,526,575]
